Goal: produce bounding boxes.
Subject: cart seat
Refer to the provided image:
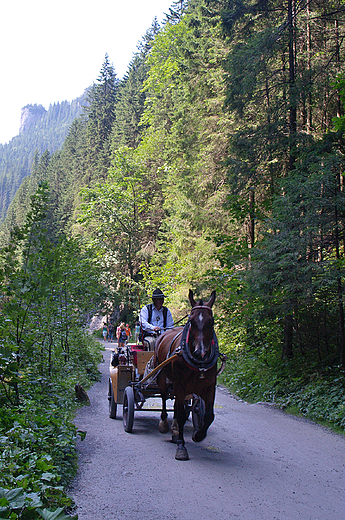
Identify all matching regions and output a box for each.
[136,350,154,376]
[130,345,144,367]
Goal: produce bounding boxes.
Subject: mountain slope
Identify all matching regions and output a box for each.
[0,94,86,221]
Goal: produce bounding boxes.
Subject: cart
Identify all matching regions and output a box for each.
[107,343,206,433]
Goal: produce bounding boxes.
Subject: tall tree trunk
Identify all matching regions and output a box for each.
[283,312,294,358]
[337,277,345,370]
[306,0,312,132]
[335,18,342,118]
[288,0,296,170]
[248,187,255,251]
[283,0,297,357]
[335,173,345,370]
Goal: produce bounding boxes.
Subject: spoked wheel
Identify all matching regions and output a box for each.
[123,386,135,432]
[192,396,205,431]
[108,379,117,419]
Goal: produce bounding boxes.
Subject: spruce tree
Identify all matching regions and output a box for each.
[84,54,119,182]
[164,0,189,23]
[112,22,160,150]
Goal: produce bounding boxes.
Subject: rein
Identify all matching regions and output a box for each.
[173,313,189,326]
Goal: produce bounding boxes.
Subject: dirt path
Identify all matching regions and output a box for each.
[69,343,345,520]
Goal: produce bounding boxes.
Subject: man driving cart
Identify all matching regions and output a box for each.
[139,289,174,351]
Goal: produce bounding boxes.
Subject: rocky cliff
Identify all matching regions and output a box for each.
[19,104,47,133]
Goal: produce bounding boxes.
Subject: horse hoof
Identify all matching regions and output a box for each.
[175,444,189,461]
[158,419,169,434]
[192,430,207,443]
[171,433,179,443]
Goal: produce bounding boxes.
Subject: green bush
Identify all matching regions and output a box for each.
[219,347,345,432]
[0,335,102,519]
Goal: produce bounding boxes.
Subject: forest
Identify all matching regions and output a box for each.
[0,96,85,223]
[1,0,345,517]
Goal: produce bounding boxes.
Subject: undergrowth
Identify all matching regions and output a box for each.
[0,335,102,519]
[219,348,345,434]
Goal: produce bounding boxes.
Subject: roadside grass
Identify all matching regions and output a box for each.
[282,405,345,436]
[218,350,345,436]
[0,335,103,520]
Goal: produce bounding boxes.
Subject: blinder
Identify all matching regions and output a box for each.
[179,316,219,372]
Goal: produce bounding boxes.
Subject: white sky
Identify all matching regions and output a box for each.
[0,0,174,145]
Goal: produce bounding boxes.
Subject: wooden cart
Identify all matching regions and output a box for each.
[108,344,205,433]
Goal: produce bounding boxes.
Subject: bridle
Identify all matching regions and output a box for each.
[177,305,219,373]
[152,303,226,384]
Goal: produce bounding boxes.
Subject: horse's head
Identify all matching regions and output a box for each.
[187,289,216,362]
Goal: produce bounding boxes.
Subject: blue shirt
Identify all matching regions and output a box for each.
[140,304,174,333]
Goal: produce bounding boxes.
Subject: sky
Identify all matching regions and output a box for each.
[0,0,174,145]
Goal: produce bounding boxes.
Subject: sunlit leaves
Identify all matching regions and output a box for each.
[78,147,150,281]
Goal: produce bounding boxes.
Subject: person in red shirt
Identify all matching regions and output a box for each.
[125,323,131,342]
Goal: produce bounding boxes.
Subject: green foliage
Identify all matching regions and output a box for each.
[112,21,160,149]
[1,1,345,478]
[0,97,85,223]
[281,378,345,430]
[135,1,233,311]
[0,185,103,517]
[0,184,103,388]
[83,54,119,182]
[220,344,345,432]
[78,146,150,280]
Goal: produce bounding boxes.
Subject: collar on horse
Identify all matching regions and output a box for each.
[177,312,219,373]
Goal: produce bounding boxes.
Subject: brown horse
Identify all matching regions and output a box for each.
[154,289,218,460]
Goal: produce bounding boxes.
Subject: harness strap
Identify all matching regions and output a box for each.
[167,330,183,358]
[190,305,213,311]
[217,353,228,376]
[139,353,180,388]
[139,302,224,385]
[180,319,219,372]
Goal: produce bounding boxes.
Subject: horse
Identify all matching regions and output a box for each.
[154,289,218,460]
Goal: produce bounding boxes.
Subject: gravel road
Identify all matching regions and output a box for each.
[69,343,345,520]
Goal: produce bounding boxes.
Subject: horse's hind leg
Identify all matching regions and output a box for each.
[157,374,169,434]
[158,392,170,433]
[171,398,191,443]
[171,419,179,443]
[171,400,179,443]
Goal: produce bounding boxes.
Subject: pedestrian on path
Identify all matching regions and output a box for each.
[102,323,108,342]
[118,323,127,349]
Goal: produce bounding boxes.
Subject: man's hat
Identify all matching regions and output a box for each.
[152,288,165,299]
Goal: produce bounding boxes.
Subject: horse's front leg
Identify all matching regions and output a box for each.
[192,384,215,443]
[174,393,189,461]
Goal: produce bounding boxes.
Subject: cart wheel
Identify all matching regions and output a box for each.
[123,386,135,432]
[108,379,117,419]
[192,396,205,431]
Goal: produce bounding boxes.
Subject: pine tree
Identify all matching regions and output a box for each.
[84,54,119,182]
[112,22,160,150]
[135,0,232,299]
[164,0,189,23]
